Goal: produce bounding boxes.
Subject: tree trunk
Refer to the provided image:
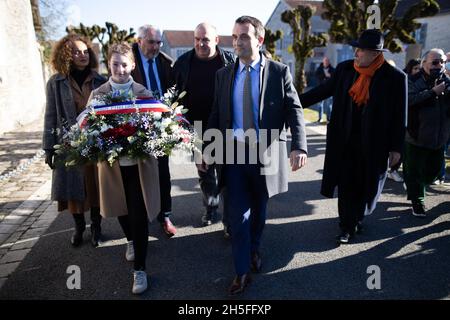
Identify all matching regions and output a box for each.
[295,58,307,94]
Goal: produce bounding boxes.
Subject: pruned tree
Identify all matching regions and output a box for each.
[36,0,70,40]
[263,28,283,61]
[67,22,136,70]
[282,5,328,93]
[322,0,440,52]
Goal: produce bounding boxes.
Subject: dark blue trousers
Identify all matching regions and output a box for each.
[224,162,268,276]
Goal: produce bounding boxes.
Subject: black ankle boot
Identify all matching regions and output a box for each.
[90,207,102,247]
[71,213,86,247]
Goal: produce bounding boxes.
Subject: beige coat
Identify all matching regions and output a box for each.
[89,81,161,221]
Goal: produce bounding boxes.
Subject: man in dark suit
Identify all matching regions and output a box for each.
[200,16,307,295]
[131,25,176,237]
[299,29,407,244]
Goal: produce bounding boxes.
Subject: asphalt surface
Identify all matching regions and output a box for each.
[0,125,449,300]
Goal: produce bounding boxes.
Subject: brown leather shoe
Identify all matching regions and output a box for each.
[251,252,262,273]
[228,273,251,295]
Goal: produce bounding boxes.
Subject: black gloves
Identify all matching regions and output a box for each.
[44,149,55,169]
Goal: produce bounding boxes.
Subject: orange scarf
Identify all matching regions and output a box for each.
[349,54,385,107]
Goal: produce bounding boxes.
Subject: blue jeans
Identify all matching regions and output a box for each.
[318,97,333,121]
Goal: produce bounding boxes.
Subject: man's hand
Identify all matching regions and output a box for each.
[196,160,208,173]
[389,151,401,168]
[290,150,307,172]
[44,149,55,169]
[432,81,446,96]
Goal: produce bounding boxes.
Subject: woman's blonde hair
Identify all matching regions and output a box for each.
[107,42,135,63]
[51,34,98,76]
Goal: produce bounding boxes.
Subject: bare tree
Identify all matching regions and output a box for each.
[322,0,440,53]
[282,5,328,93]
[67,22,136,71]
[38,0,69,40]
[264,28,283,62]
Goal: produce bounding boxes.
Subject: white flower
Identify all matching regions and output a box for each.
[161,118,172,129]
[81,147,90,157]
[174,106,183,114]
[153,112,162,120]
[89,98,104,107]
[100,123,112,132]
[169,124,179,133]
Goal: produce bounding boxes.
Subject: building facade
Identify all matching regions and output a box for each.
[161,30,234,59]
[0,0,46,134]
[265,0,353,88]
[265,0,450,83]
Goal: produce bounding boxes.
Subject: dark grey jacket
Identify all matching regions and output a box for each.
[131,43,174,94]
[406,70,450,149]
[206,55,307,198]
[42,72,105,202]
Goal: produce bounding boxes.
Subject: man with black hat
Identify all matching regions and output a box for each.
[299,29,407,244]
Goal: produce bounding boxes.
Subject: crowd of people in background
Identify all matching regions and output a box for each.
[42,19,450,296]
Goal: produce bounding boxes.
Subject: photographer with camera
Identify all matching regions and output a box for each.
[404,48,450,217]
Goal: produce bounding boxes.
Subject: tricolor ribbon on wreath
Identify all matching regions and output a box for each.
[76,99,173,128]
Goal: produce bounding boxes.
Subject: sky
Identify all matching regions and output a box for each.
[53,0,281,37]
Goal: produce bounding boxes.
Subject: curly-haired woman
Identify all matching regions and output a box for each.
[42,34,106,247]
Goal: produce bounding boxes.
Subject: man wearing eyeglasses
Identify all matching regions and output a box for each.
[404,48,450,218]
[131,25,177,237]
[173,22,235,233]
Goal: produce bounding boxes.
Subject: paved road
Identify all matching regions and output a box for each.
[0,124,449,300]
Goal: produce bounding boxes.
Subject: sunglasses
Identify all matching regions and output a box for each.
[431,59,445,66]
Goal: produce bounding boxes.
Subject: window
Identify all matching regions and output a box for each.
[413,23,427,46]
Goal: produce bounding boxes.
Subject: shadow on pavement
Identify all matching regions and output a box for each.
[1,192,448,300]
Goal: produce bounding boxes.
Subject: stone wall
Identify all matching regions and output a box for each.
[0,0,46,135]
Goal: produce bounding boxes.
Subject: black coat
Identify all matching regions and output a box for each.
[300,60,407,200]
[173,46,235,93]
[315,63,335,84]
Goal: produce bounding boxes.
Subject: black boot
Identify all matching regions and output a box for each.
[90,207,102,247]
[71,213,86,247]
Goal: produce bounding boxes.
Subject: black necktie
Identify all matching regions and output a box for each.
[243,64,255,131]
[147,58,158,95]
